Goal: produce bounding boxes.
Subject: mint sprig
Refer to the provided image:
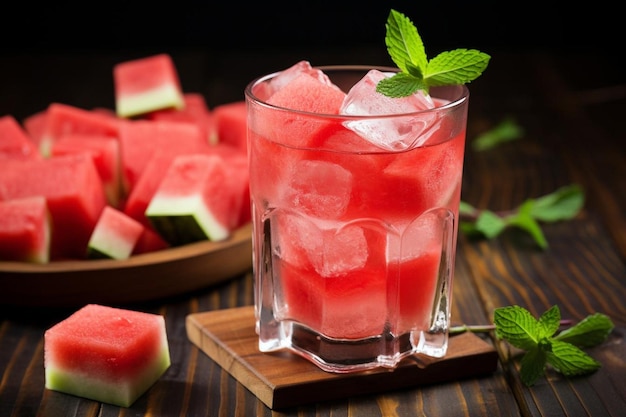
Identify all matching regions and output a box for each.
[494,305,614,386]
[459,184,585,249]
[377,9,491,97]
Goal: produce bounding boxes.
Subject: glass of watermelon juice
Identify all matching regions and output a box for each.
[245,64,469,373]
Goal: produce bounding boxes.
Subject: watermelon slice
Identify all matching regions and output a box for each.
[212,101,247,153]
[118,119,206,193]
[147,93,215,144]
[0,115,41,159]
[87,206,145,260]
[51,134,122,208]
[22,109,48,150]
[39,102,121,157]
[0,196,50,263]
[0,154,107,260]
[44,304,171,408]
[114,53,185,118]
[132,227,170,255]
[146,154,240,245]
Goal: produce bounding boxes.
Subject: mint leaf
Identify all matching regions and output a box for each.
[520,347,548,386]
[377,9,490,97]
[546,340,601,376]
[537,305,561,339]
[459,184,585,249]
[530,184,585,222]
[377,72,427,98]
[494,305,613,386]
[554,313,614,348]
[384,9,427,75]
[507,201,548,249]
[425,49,491,87]
[494,306,541,351]
[472,117,524,151]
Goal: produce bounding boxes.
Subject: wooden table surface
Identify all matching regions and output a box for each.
[0,45,624,417]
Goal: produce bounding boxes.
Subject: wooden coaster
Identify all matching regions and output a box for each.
[186,306,498,409]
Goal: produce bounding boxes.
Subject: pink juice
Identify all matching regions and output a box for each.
[246,64,469,372]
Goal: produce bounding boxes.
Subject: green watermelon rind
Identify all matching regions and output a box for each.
[45,342,171,408]
[145,194,229,246]
[86,226,136,260]
[116,85,184,118]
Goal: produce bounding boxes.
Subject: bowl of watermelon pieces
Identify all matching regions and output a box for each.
[0,54,253,307]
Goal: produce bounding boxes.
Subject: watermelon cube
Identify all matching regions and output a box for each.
[51,134,122,208]
[22,109,48,149]
[212,101,247,153]
[147,93,215,144]
[146,153,241,245]
[133,226,170,255]
[39,103,121,157]
[0,155,107,260]
[44,304,171,408]
[118,119,207,193]
[0,196,50,263]
[0,115,41,159]
[114,53,185,118]
[87,206,145,260]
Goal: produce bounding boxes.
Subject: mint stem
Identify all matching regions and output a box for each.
[450,319,574,335]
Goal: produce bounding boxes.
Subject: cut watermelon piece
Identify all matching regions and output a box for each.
[0,115,41,159]
[44,304,171,408]
[22,109,48,149]
[146,154,240,244]
[212,101,247,153]
[87,206,144,260]
[118,119,207,193]
[51,134,122,208]
[39,103,121,157]
[0,196,50,263]
[251,72,346,149]
[114,53,185,118]
[147,93,215,144]
[132,227,170,255]
[123,143,233,228]
[0,155,107,260]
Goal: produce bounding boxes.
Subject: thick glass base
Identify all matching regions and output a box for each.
[258,317,449,373]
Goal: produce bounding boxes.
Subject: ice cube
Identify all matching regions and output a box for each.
[283,159,352,219]
[340,70,440,151]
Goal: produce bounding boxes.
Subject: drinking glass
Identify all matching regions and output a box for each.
[245,65,469,373]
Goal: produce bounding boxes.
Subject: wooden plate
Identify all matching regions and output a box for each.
[0,223,252,308]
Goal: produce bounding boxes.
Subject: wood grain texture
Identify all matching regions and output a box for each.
[1,49,624,416]
[186,306,498,409]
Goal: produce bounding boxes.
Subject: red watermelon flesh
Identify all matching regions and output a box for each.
[22,109,48,149]
[121,141,227,228]
[118,119,206,193]
[212,100,247,153]
[252,72,346,149]
[44,304,171,408]
[114,53,185,118]
[147,93,215,144]
[51,134,122,208]
[87,206,145,260]
[0,115,41,159]
[0,154,107,260]
[0,196,50,263]
[133,226,170,255]
[146,153,241,244]
[40,103,121,157]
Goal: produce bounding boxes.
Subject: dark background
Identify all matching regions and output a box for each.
[2,1,619,55]
[0,1,620,120]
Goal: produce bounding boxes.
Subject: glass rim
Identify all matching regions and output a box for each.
[244,64,470,120]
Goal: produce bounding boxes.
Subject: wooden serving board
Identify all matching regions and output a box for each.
[186,306,499,409]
